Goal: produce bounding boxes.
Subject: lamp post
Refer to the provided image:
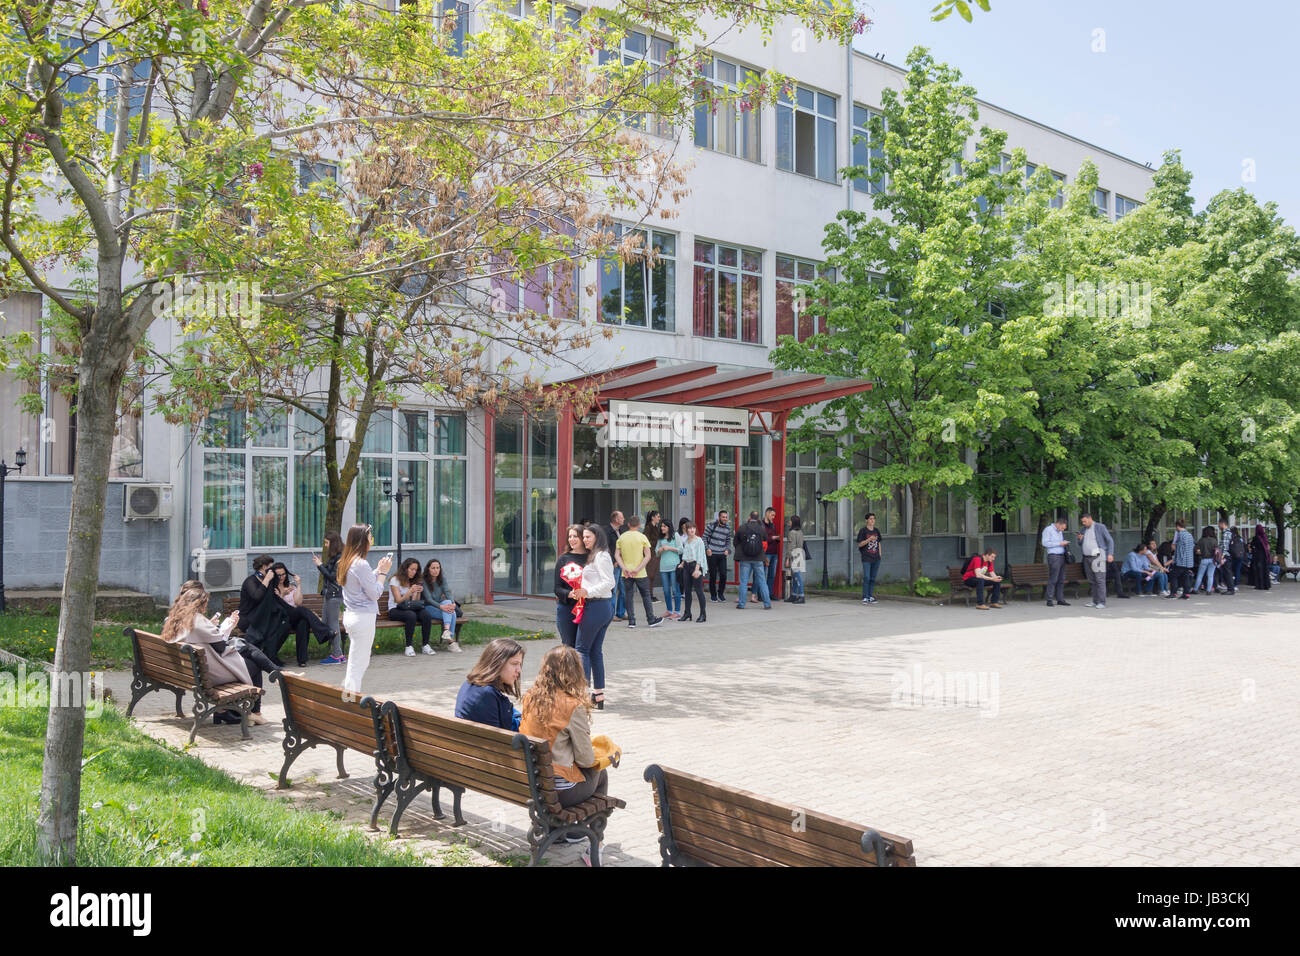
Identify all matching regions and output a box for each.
[0,447,29,613]
[816,489,832,590]
[380,474,415,569]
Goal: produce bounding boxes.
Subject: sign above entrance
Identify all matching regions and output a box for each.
[607,401,749,447]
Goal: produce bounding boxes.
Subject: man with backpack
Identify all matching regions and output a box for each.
[961,548,1004,609]
[734,510,772,609]
[1219,518,1241,594]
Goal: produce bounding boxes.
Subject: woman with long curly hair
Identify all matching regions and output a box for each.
[162,580,283,726]
[519,646,607,809]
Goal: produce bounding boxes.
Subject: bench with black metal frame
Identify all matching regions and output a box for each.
[269,670,384,789]
[125,627,262,743]
[366,698,626,866]
[946,567,1016,606]
[643,764,916,867]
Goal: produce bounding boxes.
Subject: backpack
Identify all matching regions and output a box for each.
[740,526,764,558]
[961,553,980,576]
[1228,534,1245,559]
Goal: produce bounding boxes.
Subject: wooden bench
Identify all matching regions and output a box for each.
[643,764,916,867]
[124,627,262,743]
[946,566,1016,606]
[269,670,381,789]
[222,591,462,633]
[1063,561,1087,597]
[365,698,626,866]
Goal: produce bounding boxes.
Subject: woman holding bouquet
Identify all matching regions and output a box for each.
[568,524,616,710]
[554,524,588,648]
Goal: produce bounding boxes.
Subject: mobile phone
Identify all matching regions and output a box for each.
[385,552,394,564]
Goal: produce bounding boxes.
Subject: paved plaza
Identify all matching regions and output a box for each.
[106,588,1300,866]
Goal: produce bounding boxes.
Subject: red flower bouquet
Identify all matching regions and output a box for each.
[559,561,586,623]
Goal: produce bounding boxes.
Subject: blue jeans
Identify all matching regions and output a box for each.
[736,561,771,608]
[576,596,614,690]
[791,570,804,597]
[612,566,627,617]
[661,565,682,614]
[861,559,881,600]
[1231,556,1244,589]
[1194,558,1216,592]
[556,604,578,648]
[765,553,778,597]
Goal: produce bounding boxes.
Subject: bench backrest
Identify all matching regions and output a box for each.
[1010,563,1049,584]
[131,627,212,690]
[222,591,389,623]
[383,701,561,815]
[276,672,377,755]
[947,566,964,589]
[1063,562,1087,582]
[646,765,916,867]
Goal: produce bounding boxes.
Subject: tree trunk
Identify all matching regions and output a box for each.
[37,318,131,864]
[1032,510,1048,562]
[1143,501,1167,545]
[908,481,927,586]
[1268,499,1286,560]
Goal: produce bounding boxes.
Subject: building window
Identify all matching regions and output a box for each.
[693,55,761,163]
[1115,195,1142,219]
[850,446,905,537]
[1,291,142,478]
[297,159,338,191]
[1049,171,1066,209]
[775,255,834,342]
[598,224,676,330]
[440,0,469,54]
[1092,187,1110,218]
[693,240,762,343]
[777,84,837,182]
[494,218,580,320]
[358,408,467,547]
[598,26,674,138]
[785,447,839,539]
[923,488,968,536]
[851,105,886,194]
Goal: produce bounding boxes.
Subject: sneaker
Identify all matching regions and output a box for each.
[422,644,436,656]
[404,646,415,657]
[1057,601,1071,606]
[320,654,345,665]
[447,641,463,653]
[1096,603,1107,609]
[648,618,663,628]
[862,598,870,605]
[735,603,745,609]
[868,596,878,604]
[1045,601,1055,607]
[989,602,1002,608]
[562,833,588,844]
[1085,602,1096,608]
[626,622,637,629]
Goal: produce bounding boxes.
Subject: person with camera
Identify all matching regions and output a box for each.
[339,524,393,693]
[270,561,334,666]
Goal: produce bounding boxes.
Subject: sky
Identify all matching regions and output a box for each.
[855,0,1299,226]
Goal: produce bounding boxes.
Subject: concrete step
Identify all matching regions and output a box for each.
[2,588,160,619]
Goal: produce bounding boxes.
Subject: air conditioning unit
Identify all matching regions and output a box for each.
[192,550,247,591]
[124,483,174,520]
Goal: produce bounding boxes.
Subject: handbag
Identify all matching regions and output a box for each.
[590,735,621,771]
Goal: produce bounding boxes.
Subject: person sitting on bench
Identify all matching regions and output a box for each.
[270,562,333,666]
[519,646,609,811]
[962,548,1004,609]
[454,638,525,730]
[238,554,290,666]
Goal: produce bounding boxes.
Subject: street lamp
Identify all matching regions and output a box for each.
[816,489,832,590]
[380,474,415,568]
[0,447,29,613]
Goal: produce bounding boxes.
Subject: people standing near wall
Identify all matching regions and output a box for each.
[734,511,772,610]
[615,515,661,628]
[856,512,883,604]
[656,522,683,620]
[680,520,708,622]
[644,509,662,604]
[311,532,347,664]
[1193,526,1220,595]
[339,524,393,694]
[1040,516,1070,607]
[1076,513,1115,609]
[703,509,732,602]
[786,515,806,604]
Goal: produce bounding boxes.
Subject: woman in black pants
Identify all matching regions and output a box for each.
[388,558,435,655]
[680,519,708,622]
[554,524,588,649]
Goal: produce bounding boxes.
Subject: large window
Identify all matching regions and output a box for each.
[598,224,676,330]
[494,218,580,320]
[923,488,968,536]
[1,291,142,478]
[850,446,904,536]
[785,447,839,539]
[777,85,837,182]
[598,26,673,138]
[693,55,761,163]
[702,438,761,522]
[200,403,466,551]
[1049,171,1067,209]
[692,239,762,343]
[775,255,834,342]
[1115,195,1142,219]
[1092,187,1110,218]
[851,105,886,194]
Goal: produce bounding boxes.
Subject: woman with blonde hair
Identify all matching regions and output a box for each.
[162,579,283,726]
[519,646,608,809]
[338,523,393,693]
[454,638,525,730]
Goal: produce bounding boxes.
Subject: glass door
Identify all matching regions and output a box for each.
[492,417,525,595]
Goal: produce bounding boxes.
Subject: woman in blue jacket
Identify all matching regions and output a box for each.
[454,638,525,730]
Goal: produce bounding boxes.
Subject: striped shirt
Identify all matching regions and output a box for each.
[703,521,732,555]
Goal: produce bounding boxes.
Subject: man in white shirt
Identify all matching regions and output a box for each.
[1040,516,1071,607]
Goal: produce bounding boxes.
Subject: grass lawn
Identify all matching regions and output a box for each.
[0,608,543,669]
[809,580,953,598]
[0,705,427,866]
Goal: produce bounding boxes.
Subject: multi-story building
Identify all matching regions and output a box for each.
[2,6,1175,605]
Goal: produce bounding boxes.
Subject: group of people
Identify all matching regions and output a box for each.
[956,514,1280,610]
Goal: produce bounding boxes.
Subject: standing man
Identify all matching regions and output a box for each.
[703,509,732,602]
[734,510,772,609]
[763,507,781,601]
[604,510,627,620]
[1218,518,1238,594]
[238,554,291,666]
[856,512,883,604]
[1076,513,1115,609]
[615,515,662,628]
[1171,519,1195,599]
[1040,515,1071,607]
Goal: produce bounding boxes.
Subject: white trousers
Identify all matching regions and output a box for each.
[342,609,377,695]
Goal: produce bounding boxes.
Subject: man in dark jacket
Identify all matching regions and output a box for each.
[763,507,781,600]
[604,510,626,619]
[238,554,290,664]
[734,511,772,609]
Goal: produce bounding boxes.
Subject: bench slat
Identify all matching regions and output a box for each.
[655,799,880,868]
[287,697,379,752]
[393,731,537,788]
[398,721,533,774]
[658,767,914,857]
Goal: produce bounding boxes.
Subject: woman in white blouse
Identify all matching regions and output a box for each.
[567,524,617,709]
[338,523,393,694]
[162,580,284,725]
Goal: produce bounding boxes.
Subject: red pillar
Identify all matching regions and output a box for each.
[771,411,787,599]
[733,444,741,582]
[694,447,706,530]
[557,403,573,545]
[482,409,495,605]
